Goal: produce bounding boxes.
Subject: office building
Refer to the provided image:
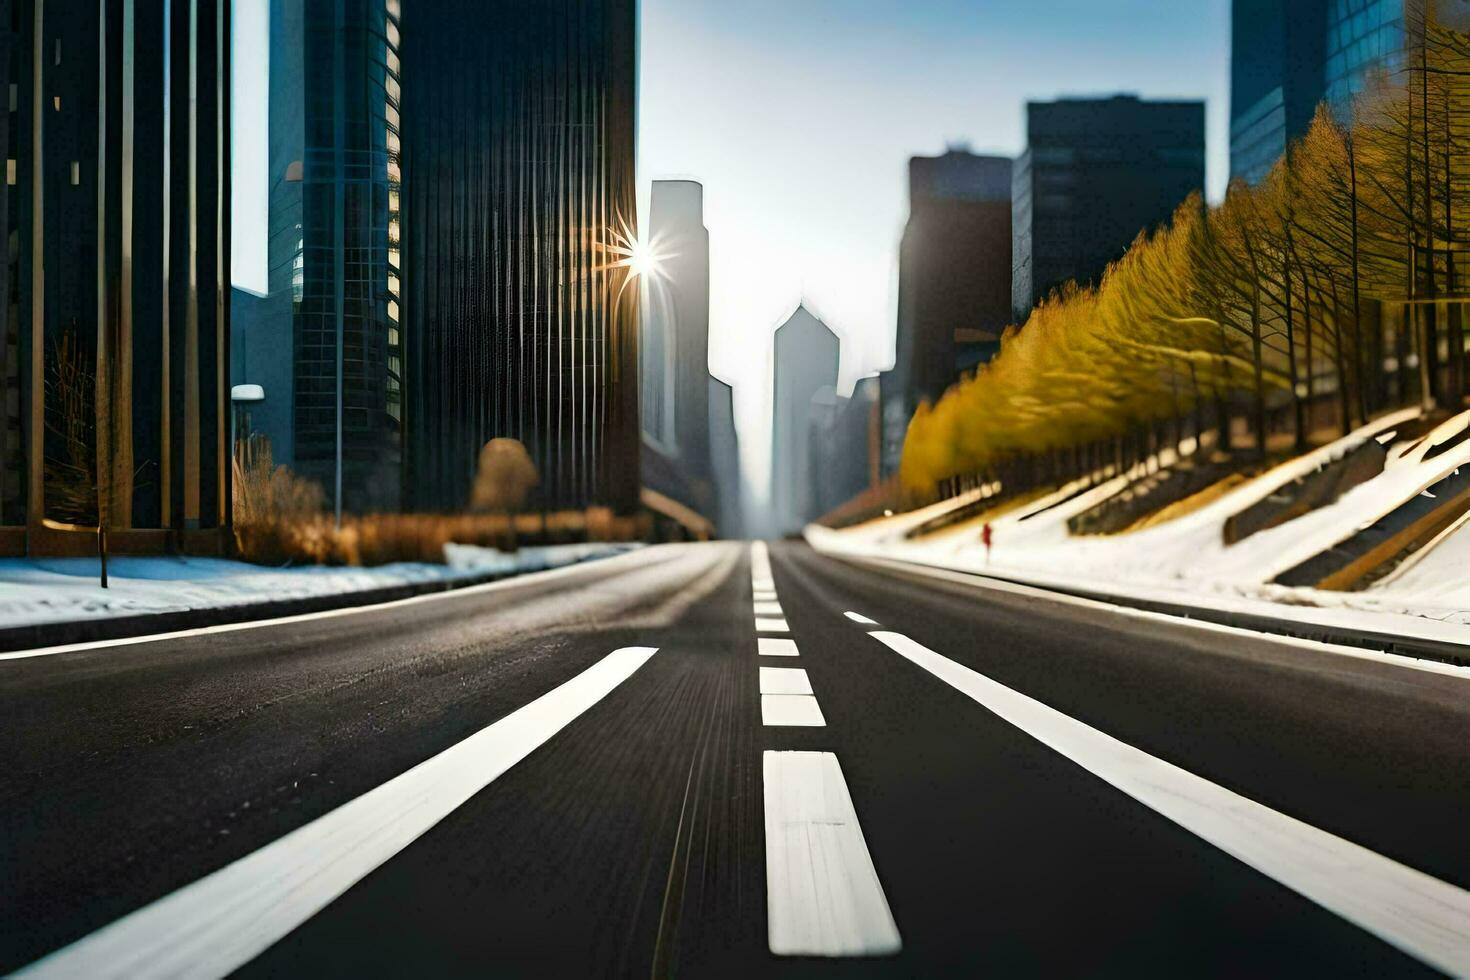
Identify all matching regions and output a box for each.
[811,375,878,518]
[1,0,231,554]
[641,179,712,515]
[1229,0,1328,185]
[231,0,403,515]
[708,375,742,538]
[884,148,1010,475]
[1012,95,1205,319]
[400,0,639,512]
[769,305,839,535]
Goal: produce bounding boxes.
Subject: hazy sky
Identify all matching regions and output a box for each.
[638,0,1231,495]
[233,1,1232,500]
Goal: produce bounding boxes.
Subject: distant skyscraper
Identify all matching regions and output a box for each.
[231,0,404,515]
[769,305,840,535]
[883,149,1010,476]
[400,0,639,512]
[708,375,742,538]
[641,179,712,510]
[1,0,231,552]
[1229,0,1328,186]
[1011,95,1205,319]
[1325,0,1409,111]
[811,376,878,518]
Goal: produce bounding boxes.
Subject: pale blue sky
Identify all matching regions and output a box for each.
[233,1,1233,496]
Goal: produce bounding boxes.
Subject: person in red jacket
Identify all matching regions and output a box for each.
[981,522,993,565]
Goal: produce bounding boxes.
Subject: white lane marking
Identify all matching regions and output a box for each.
[760,666,813,695]
[763,751,901,956]
[761,694,827,727]
[753,578,776,591]
[759,638,800,657]
[754,591,779,602]
[18,647,660,979]
[754,601,784,616]
[755,618,790,633]
[870,630,1470,976]
[844,611,878,625]
[840,553,1470,683]
[0,546,670,662]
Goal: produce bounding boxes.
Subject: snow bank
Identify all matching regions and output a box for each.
[0,543,635,630]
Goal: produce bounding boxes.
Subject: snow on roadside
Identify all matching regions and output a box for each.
[809,405,1470,638]
[0,543,636,630]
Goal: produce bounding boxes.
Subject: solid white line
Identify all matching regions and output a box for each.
[755,617,790,633]
[760,666,813,695]
[840,553,1470,683]
[759,638,800,657]
[0,547,663,662]
[870,630,1470,976]
[752,578,776,591]
[763,751,901,956]
[844,611,878,625]
[754,601,784,616]
[761,694,826,727]
[17,647,660,979]
[753,591,778,602]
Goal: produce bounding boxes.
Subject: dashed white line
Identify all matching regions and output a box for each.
[870,630,1470,977]
[755,618,790,633]
[844,611,878,625]
[761,694,826,727]
[754,601,784,616]
[759,638,800,657]
[763,751,901,956]
[753,590,779,602]
[760,666,813,695]
[752,578,776,592]
[16,647,660,979]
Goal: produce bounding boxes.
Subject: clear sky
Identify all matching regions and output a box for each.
[638,0,1231,498]
[232,1,1233,501]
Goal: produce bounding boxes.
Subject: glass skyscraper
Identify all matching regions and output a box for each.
[1325,0,1408,111]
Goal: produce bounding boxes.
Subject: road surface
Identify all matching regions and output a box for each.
[3,540,1469,977]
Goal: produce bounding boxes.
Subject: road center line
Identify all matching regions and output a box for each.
[870,630,1470,976]
[763,751,901,956]
[755,617,790,633]
[754,601,784,616]
[761,694,826,727]
[760,666,813,695]
[17,647,660,979]
[758,638,800,657]
[844,611,878,625]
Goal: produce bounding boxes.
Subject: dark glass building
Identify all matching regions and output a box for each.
[231,0,403,515]
[400,0,640,513]
[1011,95,1205,320]
[883,148,1010,476]
[1,0,231,554]
[1325,0,1408,111]
[1229,0,1328,186]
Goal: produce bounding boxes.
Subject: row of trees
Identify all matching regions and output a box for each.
[902,8,1470,497]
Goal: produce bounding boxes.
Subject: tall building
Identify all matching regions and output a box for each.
[1011,95,1205,320]
[883,148,1010,475]
[1229,0,1328,186]
[769,305,839,535]
[641,179,712,513]
[1325,0,1409,110]
[231,0,404,515]
[811,375,878,518]
[0,0,231,554]
[400,0,639,513]
[708,375,742,538]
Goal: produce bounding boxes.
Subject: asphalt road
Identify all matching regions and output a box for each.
[3,540,1469,977]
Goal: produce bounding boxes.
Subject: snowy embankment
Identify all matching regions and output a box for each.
[810,406,1470,642]
[0,543,636,631]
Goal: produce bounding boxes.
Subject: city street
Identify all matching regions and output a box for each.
[3,541,1469,977]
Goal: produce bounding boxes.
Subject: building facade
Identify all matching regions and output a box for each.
[769,304,839,535]
[707,374,741,538]
[640,179,712,515]
[883,148,1010,476]
[1011,95,1205,320]
[1,0,231,553]
[400,0,640,513]
[232,0,403,515]
[1229,0,1328,186]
